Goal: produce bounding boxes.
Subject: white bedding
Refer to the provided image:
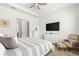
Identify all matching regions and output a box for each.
[0,42,6,56]
[3,37,55,56]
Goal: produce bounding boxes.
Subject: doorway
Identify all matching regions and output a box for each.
[16,18,29,38]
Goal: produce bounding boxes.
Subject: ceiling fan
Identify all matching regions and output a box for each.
[30,3,47,10]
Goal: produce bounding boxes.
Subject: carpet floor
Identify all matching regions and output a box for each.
[47,49,79,56]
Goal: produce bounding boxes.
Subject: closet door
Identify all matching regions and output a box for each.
[16,19,22,37]
[17,18,29,38]
[22,20,29,37]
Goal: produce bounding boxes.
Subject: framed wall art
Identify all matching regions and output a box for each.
[0,19,9,27]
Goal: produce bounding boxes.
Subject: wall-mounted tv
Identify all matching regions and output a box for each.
[46,22,59,31]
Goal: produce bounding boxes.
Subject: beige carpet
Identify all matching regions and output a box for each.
[47,49,79,56]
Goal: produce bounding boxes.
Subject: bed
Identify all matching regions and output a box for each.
[0,37,55,56]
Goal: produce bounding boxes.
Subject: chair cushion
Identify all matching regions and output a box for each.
[68,34,79,40]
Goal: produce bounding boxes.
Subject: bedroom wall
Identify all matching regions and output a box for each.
[0,5,39,37]
[39,5,78,41]
[75,6,79,35]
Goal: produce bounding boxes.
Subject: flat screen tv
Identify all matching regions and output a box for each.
[46,22,59,31]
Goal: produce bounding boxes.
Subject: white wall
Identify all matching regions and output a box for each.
[0,4,79,40]
[75,6,79,35]
[0,5,39,37]
[39,5,78,41]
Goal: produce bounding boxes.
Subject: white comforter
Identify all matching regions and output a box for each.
[4,38,55,56]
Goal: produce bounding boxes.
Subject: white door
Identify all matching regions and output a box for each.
[16,18,29,38]
[22,20,29,38]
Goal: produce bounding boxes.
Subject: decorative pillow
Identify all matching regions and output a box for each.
[0,42,6,56]
[0,37,18,49]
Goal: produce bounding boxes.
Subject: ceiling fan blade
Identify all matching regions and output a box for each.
[37,5,40,10]
[30,3,35,8]
[38,3,47,5]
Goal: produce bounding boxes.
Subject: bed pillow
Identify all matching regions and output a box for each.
[0,37,18,49]
[0,33,5,37]
[0,42,6,56]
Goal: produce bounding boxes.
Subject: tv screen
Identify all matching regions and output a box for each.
[46,22,59,31]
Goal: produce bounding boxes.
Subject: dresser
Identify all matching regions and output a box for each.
[44,33,59,43]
